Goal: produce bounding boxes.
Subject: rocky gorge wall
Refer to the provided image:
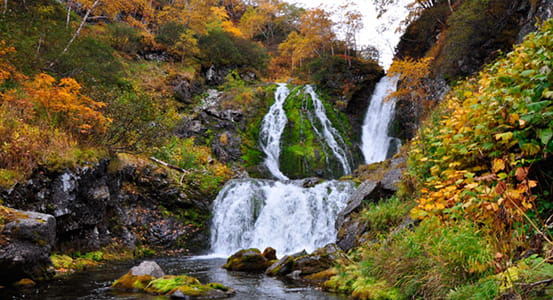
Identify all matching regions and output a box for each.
[0,158,211,284]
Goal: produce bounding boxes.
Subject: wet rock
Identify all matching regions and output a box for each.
[266,255,296,277]
[262,247,277,261]
[130,261,165,278]
[266,245,348,278]
[301,177,323,188]
[223,248,272,272]
[381,157,406,192]
[0,209,56,284]
[335,180,378,230]
[336,157,407,251]
[113,263,236,299]
[336,217,369,252]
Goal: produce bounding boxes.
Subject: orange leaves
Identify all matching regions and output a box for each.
[18,73,110,136]
[0,41,26,85]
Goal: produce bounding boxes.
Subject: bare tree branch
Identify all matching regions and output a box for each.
[50,0,100,68]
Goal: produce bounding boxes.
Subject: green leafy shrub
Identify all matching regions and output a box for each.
[198,29,269,72]
[408,18,553,234]
[152,137,233,195]
[103,90,178,153]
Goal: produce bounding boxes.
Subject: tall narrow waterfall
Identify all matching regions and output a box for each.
[361,76,399,164]
[211,179,353,256]
[259,83,290,180]
[305,85,352,175]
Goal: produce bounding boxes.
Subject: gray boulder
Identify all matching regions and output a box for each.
[0,209,56,284]
[130,261,165,278]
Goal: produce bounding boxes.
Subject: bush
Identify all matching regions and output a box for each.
[329,218,495,299]
[198,29,269,72]
[152,137,233,195]
[102,90,178,153]
[106,23,144,55]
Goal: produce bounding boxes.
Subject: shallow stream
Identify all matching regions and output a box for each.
[5,257,346,300]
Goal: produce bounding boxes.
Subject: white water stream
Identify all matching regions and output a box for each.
[305,85,352,175]
[259,83,290,180]
[210,179,353,256]
[361,76,399,164]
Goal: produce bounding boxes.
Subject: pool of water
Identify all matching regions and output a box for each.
[3,257,347,300]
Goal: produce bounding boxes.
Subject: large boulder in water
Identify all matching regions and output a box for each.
[266,244,349,278]
[223,248,276,272]
[0,209,56,284]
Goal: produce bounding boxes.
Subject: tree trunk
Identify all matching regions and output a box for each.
[66,3,72,28]
[50,0,100,68]
[3,0,7,14]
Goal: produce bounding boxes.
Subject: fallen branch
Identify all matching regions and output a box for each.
[149,157,187,173]
[516,278,553,288]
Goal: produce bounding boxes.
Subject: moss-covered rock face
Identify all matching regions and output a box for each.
[280,86,354,179]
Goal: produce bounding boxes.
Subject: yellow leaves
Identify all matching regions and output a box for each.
[492,158,506,173]
[521,143,541,156]
[494,132,513,142]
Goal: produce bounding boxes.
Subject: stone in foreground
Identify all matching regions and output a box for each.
[112,261,235,299]
[0,209,56,285]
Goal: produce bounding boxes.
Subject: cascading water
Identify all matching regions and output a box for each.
[210,179,354,256]
[304,85,352,175]
[361,76,399,164]
[259,83,290,180]
[210,84,355,256]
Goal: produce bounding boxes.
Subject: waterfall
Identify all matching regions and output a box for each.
[304,85,352,175]
[210,179,354,256]
[361,76,399,164]
[259,83,290,180]
[210,84,355,257]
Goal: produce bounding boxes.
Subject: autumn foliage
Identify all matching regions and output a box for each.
[408,19,553,235]
[0,43,109,181]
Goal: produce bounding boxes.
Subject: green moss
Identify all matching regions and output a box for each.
[239,84,277,169]
[208,282,229,291]
[111,273,154,291]
[113,272,232,298]
[280,85,353,178]
[144,275,201,294]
